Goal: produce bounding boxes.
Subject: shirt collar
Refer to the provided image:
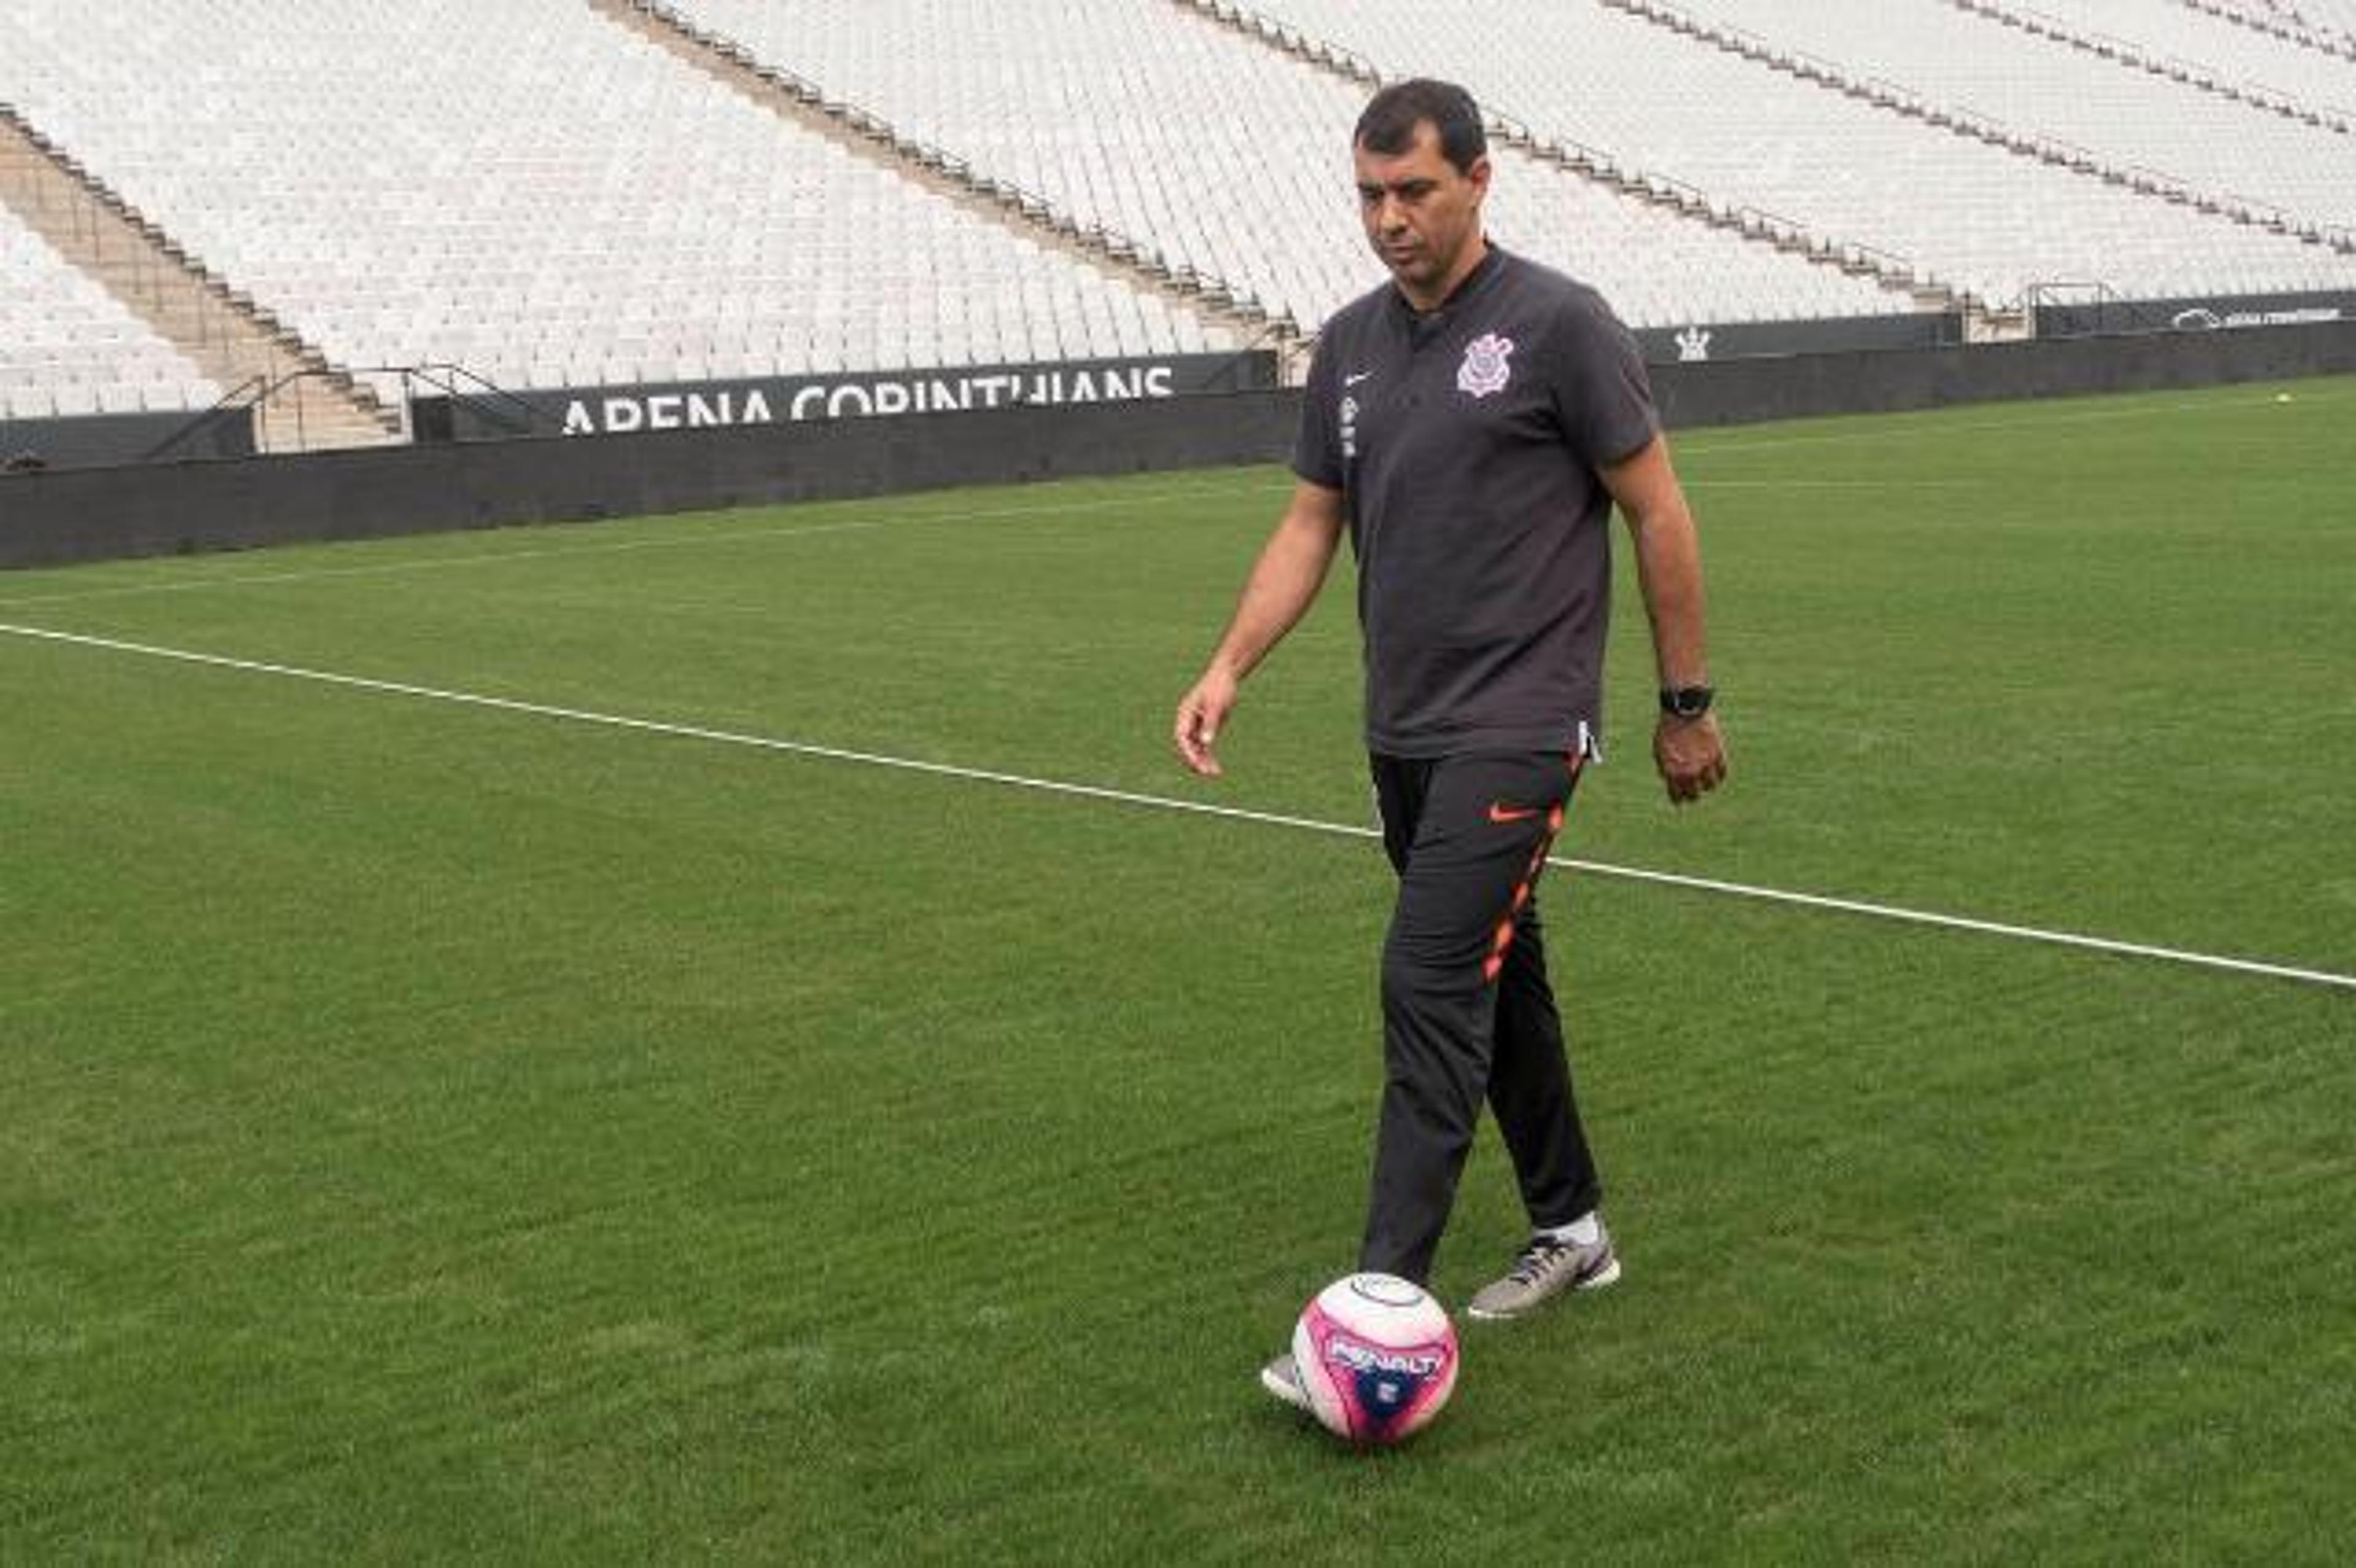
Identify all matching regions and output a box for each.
[1393,240,1507,325]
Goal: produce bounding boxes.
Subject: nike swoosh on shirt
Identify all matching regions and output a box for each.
[1344,371,1374,386]
[1487,802,1542,824]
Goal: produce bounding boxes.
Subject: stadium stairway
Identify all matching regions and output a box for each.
[1179,0,1963,317]
[1608,0,2356,261]
[0,106,401,452]
[598,0,1304,371]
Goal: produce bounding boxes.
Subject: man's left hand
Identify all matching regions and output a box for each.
[1653,713,1727,805]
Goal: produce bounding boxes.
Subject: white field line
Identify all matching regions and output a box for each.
[6,618,2352,995]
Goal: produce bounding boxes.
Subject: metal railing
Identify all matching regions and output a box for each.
[393,363,556,440]
[137,363,545,461]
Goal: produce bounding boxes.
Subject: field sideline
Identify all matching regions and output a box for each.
[5,379,2352,1560]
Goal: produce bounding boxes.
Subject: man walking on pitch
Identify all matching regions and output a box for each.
[1170,79,1727,1403]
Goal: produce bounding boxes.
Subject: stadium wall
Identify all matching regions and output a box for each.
[1647,318,2356,429]
[4,321,2354,569]
[0,406,256,472]
[0,387,1297,567]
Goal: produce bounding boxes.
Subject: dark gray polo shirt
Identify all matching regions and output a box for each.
[1293,246,1658,758]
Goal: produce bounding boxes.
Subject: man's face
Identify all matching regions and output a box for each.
[1354,121,1489,302]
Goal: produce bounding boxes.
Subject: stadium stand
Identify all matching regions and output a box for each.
[1,104,396,449]
[2281,0,2356,49]
[2025,0,2356,104]
[1659,0,2353,242]
[662,0,1925,329]
[1234,0,2356,307]
[1945,0,2353,136]
[0,201,218,421]
[2279,0,2356,46]
[0,0,1241,412]
[2,0,2352,460]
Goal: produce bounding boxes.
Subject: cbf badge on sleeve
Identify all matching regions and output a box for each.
[1457,332,1514,399]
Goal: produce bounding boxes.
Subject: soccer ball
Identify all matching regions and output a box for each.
[1292,1272,1459,1445]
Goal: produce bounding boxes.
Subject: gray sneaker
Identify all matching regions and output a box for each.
[1466,1221,1620,1321]
[1260,1350,1310,1411]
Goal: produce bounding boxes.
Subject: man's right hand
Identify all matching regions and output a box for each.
[1171,480,1345,780]
[1173,668,1239,777]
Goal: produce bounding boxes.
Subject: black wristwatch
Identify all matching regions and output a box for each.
[1659,683,1715,720]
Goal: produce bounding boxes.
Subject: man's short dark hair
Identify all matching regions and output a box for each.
[1354,78,1487,173]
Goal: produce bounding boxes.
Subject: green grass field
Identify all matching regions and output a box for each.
[5,379,2353,1562]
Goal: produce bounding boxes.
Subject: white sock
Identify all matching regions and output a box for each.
[1542,1212,1601,1247]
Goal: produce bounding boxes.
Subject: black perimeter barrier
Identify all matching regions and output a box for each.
[0,386,1298,568]
[1647,315,2356,429]
[0,405,256,474]
[5,319,2355,570]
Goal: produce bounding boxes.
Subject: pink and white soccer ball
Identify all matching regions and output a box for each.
[1293,1272,1459,1445]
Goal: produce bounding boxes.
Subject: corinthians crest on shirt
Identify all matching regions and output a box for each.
[1457,331,1514,399]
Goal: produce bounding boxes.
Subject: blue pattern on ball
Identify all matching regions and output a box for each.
[1353,1365,1425,1432]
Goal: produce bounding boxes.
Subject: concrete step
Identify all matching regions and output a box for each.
[0,112,400,452]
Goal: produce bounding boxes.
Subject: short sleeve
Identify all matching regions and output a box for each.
[1290,333,1345,490]
[1549,291,1659,469]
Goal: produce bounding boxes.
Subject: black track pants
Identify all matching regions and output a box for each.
[1358,750,1603,1285]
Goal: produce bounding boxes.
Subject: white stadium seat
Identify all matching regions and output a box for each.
[0,205,223,416]
[671,0,1915,327]
[1238,0,2356,307]
[1668,0,2351,238]
[2028,0,2356,110]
